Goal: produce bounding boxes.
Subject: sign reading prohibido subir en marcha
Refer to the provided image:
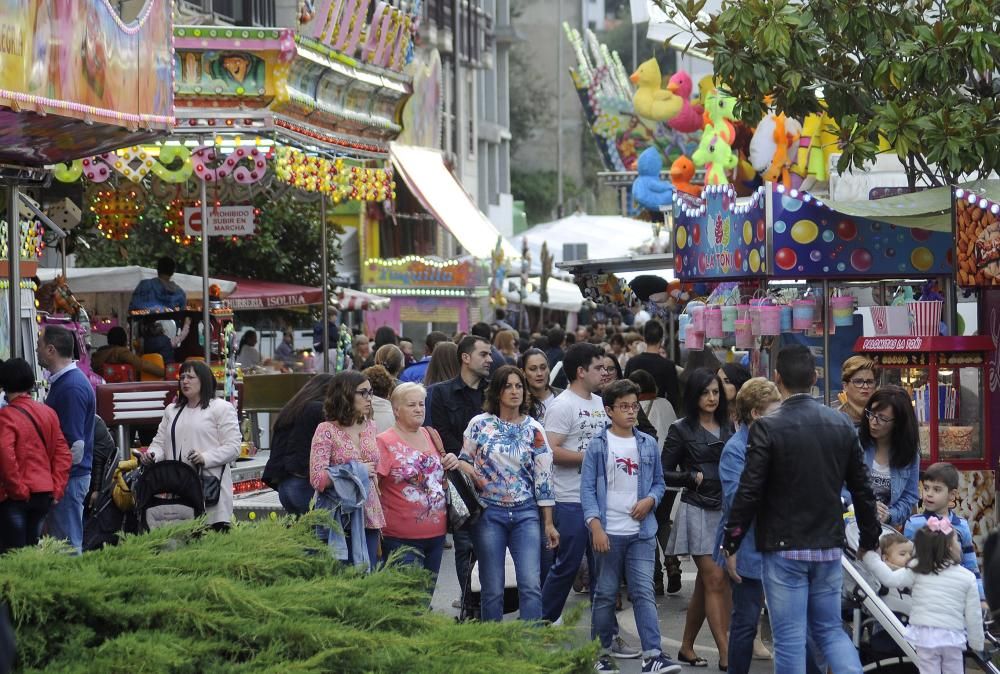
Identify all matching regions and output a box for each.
[184,206,256,237]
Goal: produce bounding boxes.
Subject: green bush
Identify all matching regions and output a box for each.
[1,515,595,673]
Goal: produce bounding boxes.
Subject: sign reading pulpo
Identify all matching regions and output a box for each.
[184,206,256,237]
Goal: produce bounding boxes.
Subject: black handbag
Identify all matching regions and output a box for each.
[426,427,484,531]
[171,407,226,507]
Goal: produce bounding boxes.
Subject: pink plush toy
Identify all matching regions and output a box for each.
[667,71,704,134]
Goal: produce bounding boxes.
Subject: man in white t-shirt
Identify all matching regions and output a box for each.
[542,343,643,654]
[581,379,678,673]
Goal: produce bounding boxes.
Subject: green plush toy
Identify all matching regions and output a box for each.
[692,91,738,185]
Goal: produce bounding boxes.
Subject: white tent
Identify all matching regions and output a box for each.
[504,277,584,313]
[511,214,658,275]
[36,266,237,298]
[36,266,237,321]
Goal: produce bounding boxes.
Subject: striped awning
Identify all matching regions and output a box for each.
[336,287,389,311]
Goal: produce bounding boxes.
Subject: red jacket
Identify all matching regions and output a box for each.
[0,396,72,502]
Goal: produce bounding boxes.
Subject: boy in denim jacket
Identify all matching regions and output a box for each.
[581,379,680,674]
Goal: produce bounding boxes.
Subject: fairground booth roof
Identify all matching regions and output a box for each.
[0,0,175,165]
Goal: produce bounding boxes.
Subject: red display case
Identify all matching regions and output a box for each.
[853,335,995,471]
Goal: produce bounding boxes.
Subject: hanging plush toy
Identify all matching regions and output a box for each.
[629,58,682,123]
[631,147,674,212]
[692,92,738,185]
[749,113,802,190]
[666,70,704,134]
[670,156,702,198]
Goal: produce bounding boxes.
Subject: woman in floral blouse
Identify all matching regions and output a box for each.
[376,382,448,583]
[310,371,384,569]
[442,364,559,622]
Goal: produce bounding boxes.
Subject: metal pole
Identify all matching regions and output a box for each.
[7,184,21,359]
[822,279,831,404]
[61,237,68,279]
[631,21,637,72]
[556,0,564,215]
[200,179,210,362]
[320,195,330,373]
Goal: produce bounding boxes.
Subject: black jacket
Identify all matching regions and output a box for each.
[425,375,487,455]
[263,400,325,488]
[662,418,733,511]
[722,394,880,555]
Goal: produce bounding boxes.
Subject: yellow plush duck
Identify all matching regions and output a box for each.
[630,58,682,123]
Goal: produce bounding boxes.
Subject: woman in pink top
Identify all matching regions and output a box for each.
[376,382,448,583]
[310,371,384,568]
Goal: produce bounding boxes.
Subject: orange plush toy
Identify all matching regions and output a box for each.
[670,156,703,198]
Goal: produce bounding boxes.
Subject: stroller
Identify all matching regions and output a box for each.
[83,456,141,550]
[459,548,521,621]
[842,521,1000,673]
[131,459,206,532]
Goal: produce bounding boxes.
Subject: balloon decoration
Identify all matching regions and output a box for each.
[53,144,268,186]
[274,147,395,202]
[89,187,145,240]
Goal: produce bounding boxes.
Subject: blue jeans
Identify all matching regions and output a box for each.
[342,528,381,571]
[729,577,765,674]
[471,501,542,622]
[46,474,89,554]
[763,553,862,674]
[277,476,314,516]
[382,535,446,581]
[542,502,595,621]
[0,493,53,553]
[593,534,661,658]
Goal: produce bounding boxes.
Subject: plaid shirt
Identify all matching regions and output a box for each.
[778,548,842,562]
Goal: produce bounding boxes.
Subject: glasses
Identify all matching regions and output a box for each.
[593,365,615,373]
[612,403,640,412]
[850,378,877,389]
[355,388,373,399]
[865,409,894,425]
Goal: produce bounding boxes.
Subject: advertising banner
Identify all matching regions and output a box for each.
[362,257,481,289]
[673,185,768,281]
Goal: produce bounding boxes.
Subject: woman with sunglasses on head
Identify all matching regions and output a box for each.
[442,364,559,622]
[310,371,384,569]
[833,356,879,427]
[143,361,242,531]
[848,385,920,526]
[662,367,734,669]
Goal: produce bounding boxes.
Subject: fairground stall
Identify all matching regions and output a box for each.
[557,26,999,558]
[0,0,174,368]
[45,3,418,520]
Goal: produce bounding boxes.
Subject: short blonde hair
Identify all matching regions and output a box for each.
[734,377,781,425]
[841,355,878,383]
[390,382,426,409]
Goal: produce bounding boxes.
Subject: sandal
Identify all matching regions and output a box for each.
[676,652,708,667]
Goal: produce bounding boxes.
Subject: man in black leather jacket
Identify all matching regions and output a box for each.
[721,344,879,674]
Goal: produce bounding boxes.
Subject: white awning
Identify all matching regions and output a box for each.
[390,143,519,260]
[644,0,721,61]
[505,277,583,313]
[36,266,236,298]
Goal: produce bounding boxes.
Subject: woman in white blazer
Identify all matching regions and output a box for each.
[143,360,242,529]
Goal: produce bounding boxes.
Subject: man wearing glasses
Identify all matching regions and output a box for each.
[832,356,879,427]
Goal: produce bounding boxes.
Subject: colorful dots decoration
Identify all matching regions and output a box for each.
[849,248,873,272]
[835,219,857,241]
[911,246,934,272]
[790,219,819,245]
[774,247,797,271]
[675,226,687,250]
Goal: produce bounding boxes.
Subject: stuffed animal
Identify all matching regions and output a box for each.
[749,113,802,189]
[692,130,738,185]
[630,58,682,123]
[670,155,702,197]
[631,147,674,212]
[692,91,738,185]
[666,70,704,133]
[793,112,838,183]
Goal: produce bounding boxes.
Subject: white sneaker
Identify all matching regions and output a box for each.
[610,635,641,659]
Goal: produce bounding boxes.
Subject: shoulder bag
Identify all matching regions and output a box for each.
[426,427,484,531]
[171,407,225,507]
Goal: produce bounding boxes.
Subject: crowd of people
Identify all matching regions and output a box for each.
[2,312,995,674]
